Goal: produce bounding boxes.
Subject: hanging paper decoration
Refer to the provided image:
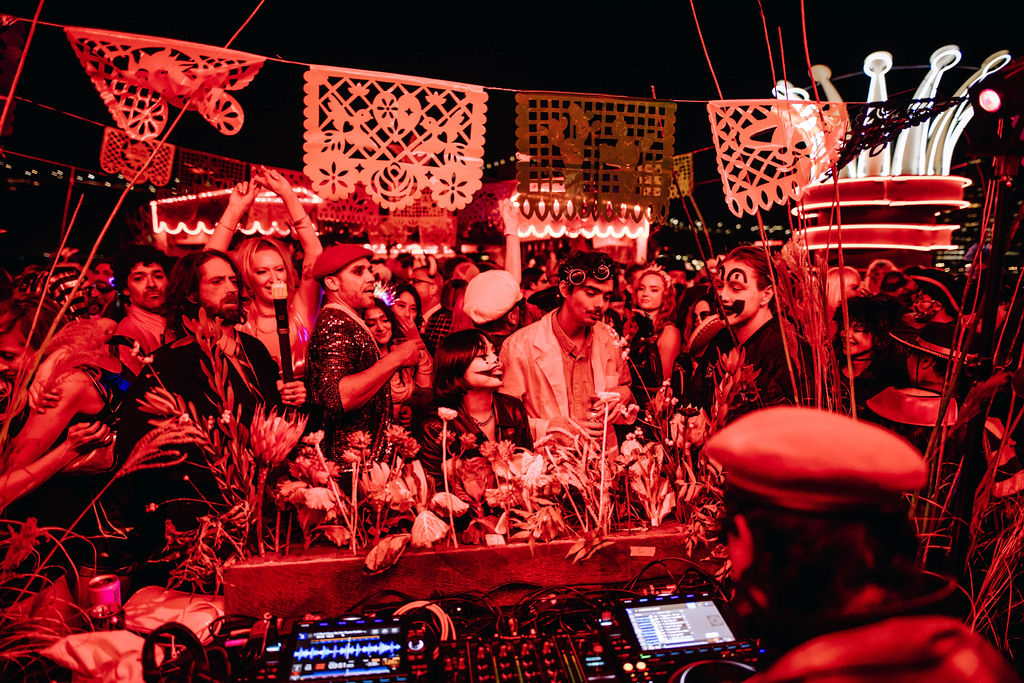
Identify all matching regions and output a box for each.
[318,186,382,229]
[707,99,848,217]
[175,148,250,191]
[514,93,675,223]
[381,194,456,246]
[835,98,961,173]
[302,65,488,212]
[64,26,265,140]
[99,126,175,186]
[668,153,694,199]
[458,179,516,233]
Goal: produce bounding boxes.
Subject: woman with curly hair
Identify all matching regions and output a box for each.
[624,265,681,406]
[833,294,908,418]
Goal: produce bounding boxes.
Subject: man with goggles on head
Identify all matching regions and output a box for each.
[500,250,634,447]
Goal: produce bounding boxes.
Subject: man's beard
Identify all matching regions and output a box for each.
[206,297,243,325]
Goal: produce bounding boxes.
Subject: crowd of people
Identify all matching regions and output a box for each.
[1,170,1022,671]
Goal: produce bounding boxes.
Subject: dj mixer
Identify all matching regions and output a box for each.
[223,590,764,683]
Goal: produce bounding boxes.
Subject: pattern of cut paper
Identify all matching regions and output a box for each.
[515,93,675,223]
[64,26,265,140]
[175,148,250,191]
[318,186,382,231]
[708,99,848,217]
[99,126,175,186]
[668,153,694,199]
[303,66,488,212]
[458,179,516,233]
[381,194,456,246]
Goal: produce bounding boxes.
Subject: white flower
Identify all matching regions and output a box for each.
[437,407,458,421]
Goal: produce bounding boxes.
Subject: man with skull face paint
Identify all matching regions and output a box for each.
[500,250,633,445]
[689,244,797,421]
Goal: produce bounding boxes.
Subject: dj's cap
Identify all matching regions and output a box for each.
[705,406,926,512]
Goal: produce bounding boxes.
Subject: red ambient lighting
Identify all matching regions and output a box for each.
[977,88,1002,113]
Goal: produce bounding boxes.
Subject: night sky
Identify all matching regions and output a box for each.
[0,0,1020,268]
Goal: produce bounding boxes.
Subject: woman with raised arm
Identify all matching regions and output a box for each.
[208,167,323,380]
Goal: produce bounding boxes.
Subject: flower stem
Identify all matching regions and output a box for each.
[255,467,268,555]
[351,462,359,556]
[600,402,610,534]
[441,421,458,548]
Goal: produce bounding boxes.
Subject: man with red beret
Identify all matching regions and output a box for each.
[306,245,423,460]
[704,406,1017,682]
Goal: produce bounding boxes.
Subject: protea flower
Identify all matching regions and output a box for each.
[251,407,308,467]
[249,406,308,555]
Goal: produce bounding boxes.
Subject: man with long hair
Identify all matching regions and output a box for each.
[114,250,297,571]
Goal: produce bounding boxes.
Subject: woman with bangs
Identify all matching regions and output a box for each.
[624,265,681,407]
[209,167,323,379]
[415,329,532,483]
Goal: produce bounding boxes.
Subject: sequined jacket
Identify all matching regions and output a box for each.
[306,307,391,461]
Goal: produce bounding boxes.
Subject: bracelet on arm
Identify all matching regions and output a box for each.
[214,220,238,232]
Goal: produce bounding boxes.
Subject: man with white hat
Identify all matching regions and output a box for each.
[306,244,422,461]
[461,269,524,351]
[705,406,1017,682]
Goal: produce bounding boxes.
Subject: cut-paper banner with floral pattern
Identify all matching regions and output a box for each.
[668,153,694,199]
[99,126,174,186]
[303,65,488,212]
[65,26,265,141]
[458,179,516,232]
[318,185,382,230]
[175,148,250,191]
[383,193,456,246]
[707,99,848,217]
[0,15,28,136]
[515,93,675,223]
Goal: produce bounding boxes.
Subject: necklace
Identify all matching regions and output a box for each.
[470,407,495,427]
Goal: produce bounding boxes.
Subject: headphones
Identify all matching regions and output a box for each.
[142,622,229,683]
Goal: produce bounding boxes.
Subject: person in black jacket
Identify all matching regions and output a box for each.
[114,250,296,572]
[688,244,797,422]
[415,329,532,483]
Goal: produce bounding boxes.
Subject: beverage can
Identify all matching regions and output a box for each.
[87,574,121,608]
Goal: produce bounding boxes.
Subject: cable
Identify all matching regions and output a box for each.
[394,600,457,642]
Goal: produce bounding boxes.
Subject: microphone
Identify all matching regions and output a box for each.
[271,281,293,382]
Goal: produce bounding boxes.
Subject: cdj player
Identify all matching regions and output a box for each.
[235,591,763,682]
